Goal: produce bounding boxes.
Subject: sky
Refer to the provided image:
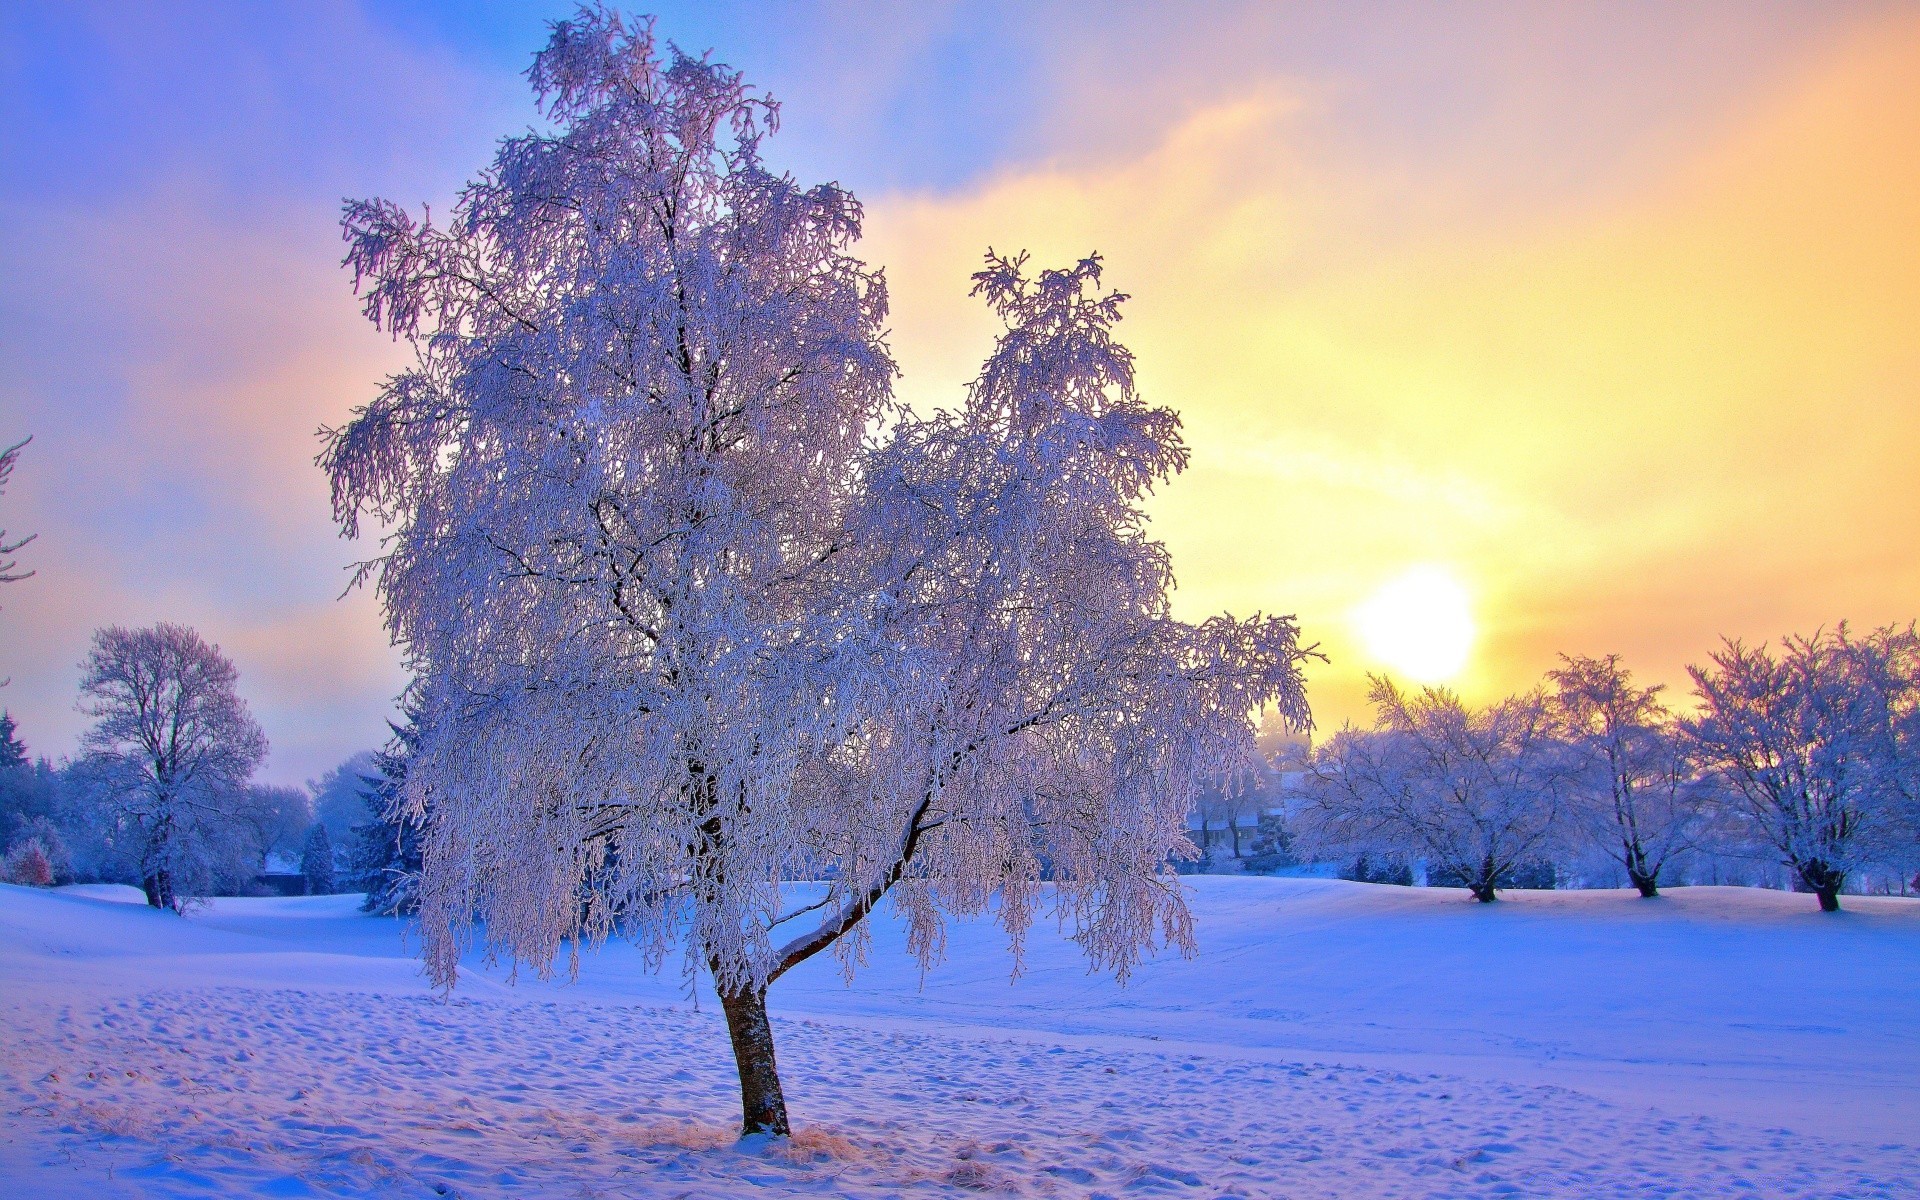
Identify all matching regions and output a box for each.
[1,1,1916,785]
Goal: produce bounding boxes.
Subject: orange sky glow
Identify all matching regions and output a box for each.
[864,8,1920,731]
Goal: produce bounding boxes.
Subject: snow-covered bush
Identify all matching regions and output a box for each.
[3,836,53,886]
[319,7,1313,1137]
[1299,677,1571,902]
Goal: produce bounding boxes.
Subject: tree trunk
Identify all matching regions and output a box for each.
[1624,842,1658,897]
[718,984,790,1137]
[142,867,175,911]
[1469,855,1498,902]
[1796,860,1844,913]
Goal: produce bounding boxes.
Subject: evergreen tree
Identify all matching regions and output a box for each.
[301,823,335,896]
[349,713,423,915]
[1241,811,1298,875]
[0,712,25,769]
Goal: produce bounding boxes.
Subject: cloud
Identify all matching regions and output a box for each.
[860,8,1920,729]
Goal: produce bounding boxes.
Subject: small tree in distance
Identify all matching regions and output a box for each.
[1548,654,1705,897]
[321,8,1313,1138]
[1301,676,1568,902]
[75,623,267,910]
[301,823,335,896]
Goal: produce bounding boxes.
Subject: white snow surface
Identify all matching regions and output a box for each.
[3,877,1917,1198]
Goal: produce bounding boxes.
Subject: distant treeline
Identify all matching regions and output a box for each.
[1211,624,1920,911]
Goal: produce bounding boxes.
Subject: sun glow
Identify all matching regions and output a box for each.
[1352,566,1476,684]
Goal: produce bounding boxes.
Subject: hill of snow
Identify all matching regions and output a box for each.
[3,878,1916,1197]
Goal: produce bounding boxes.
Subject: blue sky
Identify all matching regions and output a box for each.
[3,2,1914,784]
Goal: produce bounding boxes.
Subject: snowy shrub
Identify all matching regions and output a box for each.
[1339,853,1413,887]
[3,837,53,886]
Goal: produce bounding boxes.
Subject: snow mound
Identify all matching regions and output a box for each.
[52,882,148,904]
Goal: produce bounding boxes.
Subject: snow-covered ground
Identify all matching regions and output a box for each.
[3,878,1917,1198]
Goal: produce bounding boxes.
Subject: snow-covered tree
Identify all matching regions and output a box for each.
[74,623,267,910]
[308,751,379,843]
[1300,677,1569,902]
[234,783,312,871]
[1547,654,1707,897]
[1687,623,1920,911]
[321,8,1312,1137]
[301,822,336,896]
[348,711,423,915]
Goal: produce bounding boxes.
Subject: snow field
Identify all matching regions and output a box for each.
[4,878,1918,1197]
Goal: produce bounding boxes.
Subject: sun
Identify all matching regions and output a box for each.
[1352,565,1476,684]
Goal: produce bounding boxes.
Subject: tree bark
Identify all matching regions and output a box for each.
[719,985,790,1137]
[141,867,175,911]
[1629,872,1659,899]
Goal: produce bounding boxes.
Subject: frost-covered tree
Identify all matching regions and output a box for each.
[349,711,423,915]
[1687,624,1920,912]
[309,751,379,843]
[1301,677,1569,902]
[1547,654,1707,897]
[234,783,312,871]
[321,8,1312,1138]
[75,623,267,910]
[301,823,336,896]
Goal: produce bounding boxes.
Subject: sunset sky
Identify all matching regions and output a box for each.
[2,1,1916,784]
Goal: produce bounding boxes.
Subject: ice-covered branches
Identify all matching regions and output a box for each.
[1686,623,1920,911]
[320,5,1313,1140]
[75,623,268,911]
